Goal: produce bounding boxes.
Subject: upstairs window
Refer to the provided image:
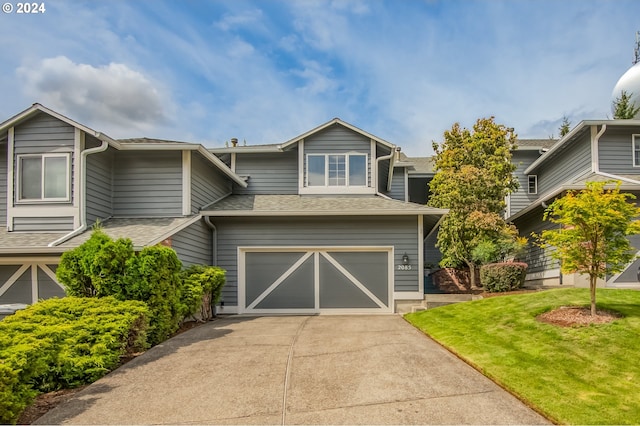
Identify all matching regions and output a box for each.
[527,175,538,195]
[634,135,640,167]
[307,153,367,187]
[17,154,70,202]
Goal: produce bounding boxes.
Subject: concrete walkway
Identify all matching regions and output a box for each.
[36,315,549,425]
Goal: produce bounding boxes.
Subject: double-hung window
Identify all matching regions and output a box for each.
[634,135,640,167]
[17,153,70,202]
[307,153,367,187]
[527,175,538,195]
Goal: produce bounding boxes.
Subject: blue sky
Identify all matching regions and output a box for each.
[1,0,639,156]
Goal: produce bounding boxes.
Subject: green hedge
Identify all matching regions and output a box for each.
[0,297,149,424]
[480,262,528,292]
[181,265,226,321]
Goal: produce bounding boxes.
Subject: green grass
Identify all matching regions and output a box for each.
[404,288,640,425]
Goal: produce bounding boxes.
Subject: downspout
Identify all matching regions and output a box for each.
[592,124,607,173]
[49,140,109,246]
[375,148,396,199]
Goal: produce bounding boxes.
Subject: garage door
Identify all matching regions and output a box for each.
[239,247,393,314]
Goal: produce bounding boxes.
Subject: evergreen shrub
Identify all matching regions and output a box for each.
[0,297,148,424]
[181,265,226,321]
[480,262,528,292]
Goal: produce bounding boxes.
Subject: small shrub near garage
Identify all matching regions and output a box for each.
[480,262,528,292]
[181,264,226,321]
[0,297,149,425]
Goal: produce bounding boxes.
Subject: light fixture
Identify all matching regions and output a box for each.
[402,253,409,265]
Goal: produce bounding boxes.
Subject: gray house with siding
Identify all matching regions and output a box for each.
[0,105,447,314]
[508,120,640,288]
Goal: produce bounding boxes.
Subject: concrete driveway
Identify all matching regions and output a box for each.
[36,315,549,425]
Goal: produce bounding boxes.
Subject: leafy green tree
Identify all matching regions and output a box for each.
[429,117,519,288]
[612,90,640,119]
[559,115,571,137]
[540,181,640,315]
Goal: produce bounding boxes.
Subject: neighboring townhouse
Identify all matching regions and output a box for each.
[508,120,640,288]
[0,105,448,314]
[0,104,247,306]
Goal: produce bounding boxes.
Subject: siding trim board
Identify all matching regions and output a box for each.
[0,260,64,304]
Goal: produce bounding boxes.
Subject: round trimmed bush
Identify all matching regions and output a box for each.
[480,262,528,292]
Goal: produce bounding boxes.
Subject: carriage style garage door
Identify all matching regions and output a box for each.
[238,247,393,314]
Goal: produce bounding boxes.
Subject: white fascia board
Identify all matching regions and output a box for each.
[118,143,201,150]
[0,247,67,255]
[524,122,591,174]
[595,171,640,185]
[196,146,248,188]
[0,256,61,264]
[201,209,448,217]
[146,215,203,247]
[0,104,120,149]
[279,118,396,150]
[209,146,284,154]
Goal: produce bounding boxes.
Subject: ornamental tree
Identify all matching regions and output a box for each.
[428,117,519,288]
[540,181,640,315]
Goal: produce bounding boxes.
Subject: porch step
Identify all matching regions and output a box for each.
[410,294,479,313]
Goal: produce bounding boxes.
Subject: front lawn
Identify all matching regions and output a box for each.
[405,288,640,425]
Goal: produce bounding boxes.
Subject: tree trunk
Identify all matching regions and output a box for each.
[590,274,597,316]
[465,260,479,290]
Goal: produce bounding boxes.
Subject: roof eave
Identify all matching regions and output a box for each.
[201,208,449,217]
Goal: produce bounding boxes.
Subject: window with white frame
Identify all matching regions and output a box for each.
[17,154,70,202]
[306,153,367,187]
[527,175,537,195]
[634,135,640,167]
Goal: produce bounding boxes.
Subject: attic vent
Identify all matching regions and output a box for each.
[231,138,238,147]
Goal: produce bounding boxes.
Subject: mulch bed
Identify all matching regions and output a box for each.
[537,306,622,327]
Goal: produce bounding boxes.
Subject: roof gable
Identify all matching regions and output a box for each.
[280,118,395,150]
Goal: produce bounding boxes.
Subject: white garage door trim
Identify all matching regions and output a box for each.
[238,246,394,314]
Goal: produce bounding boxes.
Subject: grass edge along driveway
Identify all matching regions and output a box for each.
[405,288,640,425]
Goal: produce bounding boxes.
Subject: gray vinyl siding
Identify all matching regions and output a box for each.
[13,112,75,155]
[12,112,75,205]
[113,151,182,217]
[213,216,420,306]
[171,219,212,266]
[37,266,65,299]
[0,266,31,304]
[13,216,74,232]
[377,146,392,193]
[85,145,113,225]
[385,167,406,201]
[515,207,560,276]
[233,150,298,195]
[191,152,232,212]
[537,136,591,195]
[0,142,6,225]
[510,150,542,216]
[598,126,640,174]
[304,125,372,187]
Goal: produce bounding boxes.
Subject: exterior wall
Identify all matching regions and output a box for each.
[171,218,213,267]
[304,125,373,187]
[232,149,298,195]
[598,126,640,174]
[515,207,561,284]
[13,216,74,232]
[385,167,406,201]
[213,215,421,306]
[86,144,114,225]
[377,147,391,193]
[113,151,182,217]
[509,150,542,217]
[13,112,75,155]
[0,261,63,305]
[191,152,232,212]
[536,135,591,195]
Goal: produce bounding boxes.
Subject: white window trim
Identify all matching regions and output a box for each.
[633,134,640,167]
[527,175,538,195]
[305,153,369,188]
[16,153,71,203]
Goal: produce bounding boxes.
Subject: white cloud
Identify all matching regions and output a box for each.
[292,61,338,95]
[215,9,264,31]
[17,56,169,134]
